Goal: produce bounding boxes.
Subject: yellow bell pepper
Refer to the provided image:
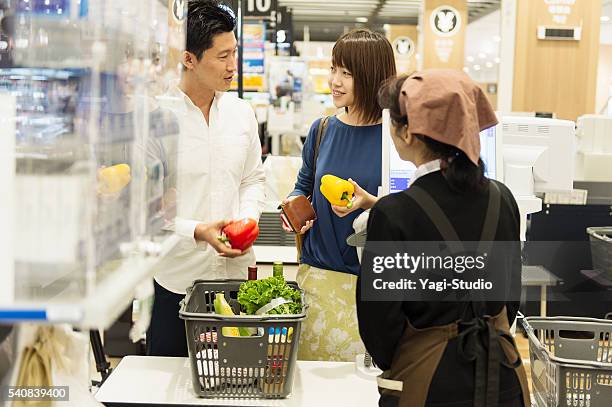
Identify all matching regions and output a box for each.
[97,164,131,195]
[320,174,354,208]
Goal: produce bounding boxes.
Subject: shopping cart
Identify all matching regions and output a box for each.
[587,227,612,278]
[522,316,612,406]
[179,279,306,399]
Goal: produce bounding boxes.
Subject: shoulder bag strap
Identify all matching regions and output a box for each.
[310,116,330,197]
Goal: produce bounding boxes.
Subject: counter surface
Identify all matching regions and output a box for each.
[95,356,380,406]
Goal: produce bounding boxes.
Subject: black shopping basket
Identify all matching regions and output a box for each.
[179,279,306,399]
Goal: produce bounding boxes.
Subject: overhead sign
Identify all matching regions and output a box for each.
[245,0,277,17]
[171,0,187,24]
[423,0,466,70]
[393,36,415,57]
[430,5,462,37]
[544,0,576,25]
[276,6,292,31]
[274,6,293,47]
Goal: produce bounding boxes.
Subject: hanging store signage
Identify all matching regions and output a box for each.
[393,36,415,57]
[171,0,187,24]
[544,0,576,25]
[423,0,466,69]
[429,5,462,64]
[274,6,293,48]
[276,6,292,31]
[430,5,462,37]
[245,0,277,18]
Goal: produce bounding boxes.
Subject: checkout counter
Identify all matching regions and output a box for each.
[95,356,380,406]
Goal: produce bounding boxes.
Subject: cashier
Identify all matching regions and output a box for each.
[356,70,530,407]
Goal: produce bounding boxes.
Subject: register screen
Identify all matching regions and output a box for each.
[389,145,416,194]
[480,126,497,180]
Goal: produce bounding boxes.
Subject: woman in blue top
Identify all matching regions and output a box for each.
[282,29,396,361]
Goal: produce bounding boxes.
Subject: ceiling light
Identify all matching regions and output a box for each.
[478,52,486,59]
[486,62,493,68]
[494,57,501,64]
[493,35,501,42]
[466,55,474,62]
[602,16,611,23]
[356,17,368,23]
[473,64,481,71]
[463,67,470,73]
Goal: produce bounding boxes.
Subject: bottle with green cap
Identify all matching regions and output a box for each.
[272,261,284,278]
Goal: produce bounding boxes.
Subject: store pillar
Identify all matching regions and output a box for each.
[511,0,602,120]
[386,25,419,75]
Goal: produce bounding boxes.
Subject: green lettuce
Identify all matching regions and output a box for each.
[237,276,303,315]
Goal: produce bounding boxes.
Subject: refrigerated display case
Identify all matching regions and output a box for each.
[0,0,185,329]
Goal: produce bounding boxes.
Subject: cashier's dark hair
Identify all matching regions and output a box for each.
[187,0,236,60]
[332,29,396,124]
[378,75,488,194]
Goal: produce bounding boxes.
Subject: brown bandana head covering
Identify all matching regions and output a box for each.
[398,69,498,165]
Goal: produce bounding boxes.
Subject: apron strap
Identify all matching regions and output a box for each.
[478,181,501,250]
[457,315,522,407]
[472,181,502,317]
[407,186,463,253]
[408,181,502,314]
[407,181,501,255]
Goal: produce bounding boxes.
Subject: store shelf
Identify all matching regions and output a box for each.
[0,234,180,330]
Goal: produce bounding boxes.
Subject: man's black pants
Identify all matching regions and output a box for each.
[146,280,188,357]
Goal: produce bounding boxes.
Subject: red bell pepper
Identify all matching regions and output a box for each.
[218,218,260,251]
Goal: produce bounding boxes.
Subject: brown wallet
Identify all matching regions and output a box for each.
[279,195,317,232]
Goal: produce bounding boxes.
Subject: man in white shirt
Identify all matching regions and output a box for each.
[147,0,265,356]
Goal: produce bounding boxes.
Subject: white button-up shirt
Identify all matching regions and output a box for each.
[408,159,442,187]
[153,87,265,294]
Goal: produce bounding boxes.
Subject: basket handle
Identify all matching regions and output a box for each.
[519,313,531,333]
[589,229,612,242]
[556,329,596,341]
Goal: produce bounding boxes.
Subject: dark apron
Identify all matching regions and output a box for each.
[376,181,531,407]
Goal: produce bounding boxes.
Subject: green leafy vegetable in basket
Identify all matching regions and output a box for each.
[237,276,302,315]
